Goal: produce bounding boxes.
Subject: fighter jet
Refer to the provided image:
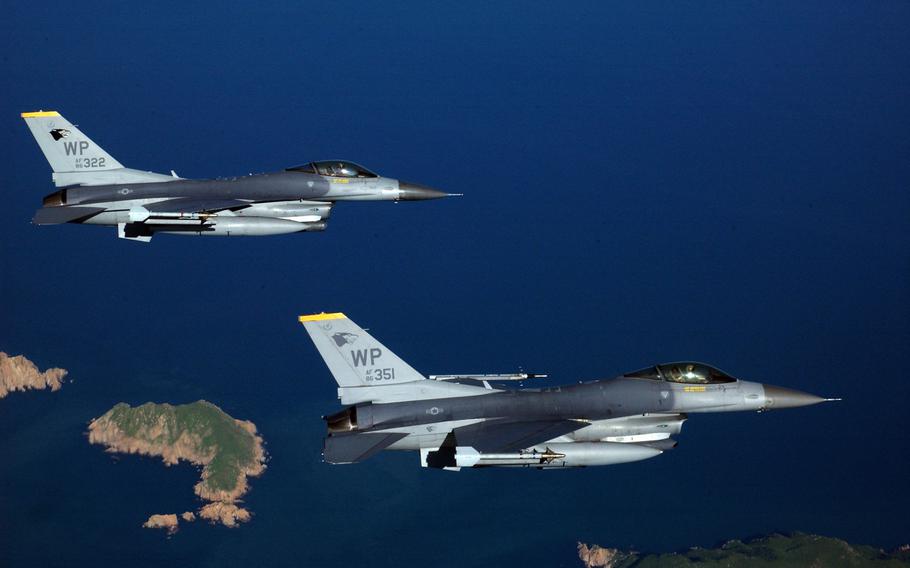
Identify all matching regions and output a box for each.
[299,313,838,470]
[22,111,452,242]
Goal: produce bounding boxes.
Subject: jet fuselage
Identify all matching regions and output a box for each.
[332,376,802,435]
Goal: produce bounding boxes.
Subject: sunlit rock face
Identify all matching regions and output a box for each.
[577,543,622,568]
[0,352,67,398]
[88,400,267,531]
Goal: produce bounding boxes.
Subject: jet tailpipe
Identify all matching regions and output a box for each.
[325,407,358,433]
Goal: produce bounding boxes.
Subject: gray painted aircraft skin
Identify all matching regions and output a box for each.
[299,313,838,470]
[22,111,453,242]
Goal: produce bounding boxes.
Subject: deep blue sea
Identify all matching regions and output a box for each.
[1,2,908,566]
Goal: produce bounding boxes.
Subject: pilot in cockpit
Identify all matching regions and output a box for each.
[336,163,358,177]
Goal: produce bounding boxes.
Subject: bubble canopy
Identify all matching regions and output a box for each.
[286,161,378,178]
[625,362,737,384]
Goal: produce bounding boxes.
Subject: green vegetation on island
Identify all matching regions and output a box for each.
[578,533,910,568]
[88,400,266,531]
[97,401,260,495]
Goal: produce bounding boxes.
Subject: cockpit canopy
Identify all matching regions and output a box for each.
[286,160,378,178]
[626,362,737,384]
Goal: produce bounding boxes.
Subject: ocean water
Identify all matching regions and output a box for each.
[2,346,907,566]
[2,1,909,566]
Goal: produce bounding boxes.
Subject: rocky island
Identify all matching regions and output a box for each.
[88,400,266,533]
[0,352,67,398]
[578,533,910,567]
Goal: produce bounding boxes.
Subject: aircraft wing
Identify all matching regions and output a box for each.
[145,197,251,214]
[33,199,249,225]
[451,419,586,452]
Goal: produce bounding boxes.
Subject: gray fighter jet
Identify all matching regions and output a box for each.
[22,111,452,242]
[300,313,838,470]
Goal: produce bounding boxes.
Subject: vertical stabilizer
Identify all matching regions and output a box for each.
[21,110,175,186]
[21,111,123,173]
[299,313,426,388]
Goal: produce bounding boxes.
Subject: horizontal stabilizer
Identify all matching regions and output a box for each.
[452,419,585,453]
[33,206,106,225]
[324,432,407,464]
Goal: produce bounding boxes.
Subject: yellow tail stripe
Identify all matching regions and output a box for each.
[298,312,346,322]
[21,111,61,118]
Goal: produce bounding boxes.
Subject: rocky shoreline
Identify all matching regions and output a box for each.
[576,533,910,567]
[88,401,267,532]
[0,352,67,398]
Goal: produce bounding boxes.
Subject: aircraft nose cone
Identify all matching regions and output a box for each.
[761,384,830,410]
[397,181,449,200]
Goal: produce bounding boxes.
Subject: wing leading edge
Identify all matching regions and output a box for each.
[144,197,251,214]
[451,419,587,453]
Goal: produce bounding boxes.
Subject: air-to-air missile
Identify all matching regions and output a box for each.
[22,111,454,242]
[299,313,839,470]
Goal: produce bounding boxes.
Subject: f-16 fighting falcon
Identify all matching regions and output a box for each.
[299,313,839,470]
[22,111,453,242]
